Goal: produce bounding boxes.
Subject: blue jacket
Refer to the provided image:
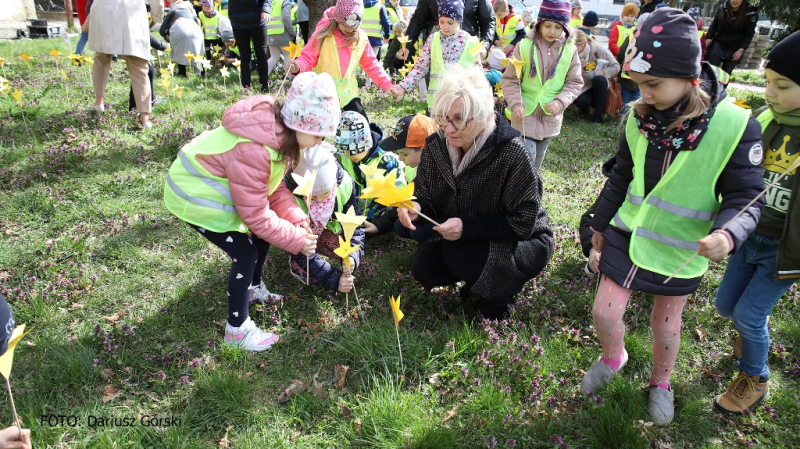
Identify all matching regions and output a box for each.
[228,0,272,30]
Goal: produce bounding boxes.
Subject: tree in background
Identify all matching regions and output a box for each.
[753,0,800,42]
[305,0,336,36]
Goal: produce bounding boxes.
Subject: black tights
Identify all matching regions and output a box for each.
[189,224,269,326]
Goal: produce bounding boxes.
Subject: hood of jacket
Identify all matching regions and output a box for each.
[221,95,287,151]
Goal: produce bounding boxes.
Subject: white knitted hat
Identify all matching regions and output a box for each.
[294,142,338,196]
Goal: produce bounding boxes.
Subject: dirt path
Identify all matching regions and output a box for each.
[729,82,766,93]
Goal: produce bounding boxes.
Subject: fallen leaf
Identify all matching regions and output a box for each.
[245,371,254,377]
[695,328,707,342]
[99,368,114,381]
[341,406,352,418]
[102,311,128,324]
[219,425,233,448]
[334,365,349,390]
[443,405,458,421]
[71,303,84,310]
[102,385,123,403]
[277,380,305,403]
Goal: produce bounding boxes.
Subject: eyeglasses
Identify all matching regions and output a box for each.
[435,115,474,131]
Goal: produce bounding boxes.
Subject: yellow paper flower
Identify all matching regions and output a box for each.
[501,57,509,68]
[68,53,81,65]
[61,70,69,81]
[389,295,404,330]
[334,206,367,243]
[200,58,212,71]
[161,77,171,93]
[185,52,194,64]
[291,169,318,199]
[83,56,94,66]
[0,57,5,67]
[167,62,175,75]
[213,44,223,54]
[159,67,172,79]
[10,88,23,107]
[333,236,360,272]
[171,85,185,99]
[375,182,416,209]
[0,324,31,379]
[397,35,410,50]
[585,61,596,71]
[405,62,414,71]
[283,41,301,60]
[468,40,483,59]
[359,171,396,200]
[509,56,525,79]
[220,67,230,78]
[18,53,31,64]
[398,67,409,78]
[232,59,241,70]
[49,48,61,59]
[0,76,9,91]
[0,84,10,96]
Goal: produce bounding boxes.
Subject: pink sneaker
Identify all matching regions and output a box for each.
[223,317,279,351]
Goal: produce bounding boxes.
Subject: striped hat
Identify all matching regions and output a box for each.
[537,0,571,36]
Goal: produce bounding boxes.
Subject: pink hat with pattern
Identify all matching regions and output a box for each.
[282,72,341,137]
[331,0,364,27]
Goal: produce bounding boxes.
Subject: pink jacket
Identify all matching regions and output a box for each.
[295,7,393,91]
[501,31,584,140]
[197,95,308,254]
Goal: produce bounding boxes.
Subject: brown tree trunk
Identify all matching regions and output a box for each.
[65,0,75,30]
[305,0,336,37]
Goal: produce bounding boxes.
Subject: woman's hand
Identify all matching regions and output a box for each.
[338,273,355,292]
[301,232,318,256]
[697,230,732,261]
[544,101,562,115]
[0,426,32,449]
[397,202,420,230]
[732,48,744,61]
[397,48,409,60]
[260,12,272,23]
[588,248,601,273]
[433,218,463,241]
[513,106,525,122]
[591,229,604,253]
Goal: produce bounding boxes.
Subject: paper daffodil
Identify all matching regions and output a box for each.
[184,52,194,64]
[220,67,230,78]
[334,206,367,243]
[501,57,509,68]
[167,62,175,75]
[49,48,61,59]
[397,35,410,50]
[282,41,301,60]
[83,56,94,66]
[375,182,416,209]
[469,41,483,59]
[161,77,171,93]
[213,44,223,54]
[10,88,23,107]
[159,67,172,79]
[0,58,5,67]
[398,67,409,78]
[18,53,30,64]
[0,84,9,96]
[389,295,404,329]
[0,324,31,379]
[232,59,241,70]
[585,61,596,72]
[61,70,69,81]
[359,171,396,200]
[359,164,382,179]
[291,169,318,199]
[509,56,526,79]
[405,62,414,71]
[0,76,8,91]
[171,85,185,99]
[68,54,82,65]
[200,58,212,71]
[333,236,360,272]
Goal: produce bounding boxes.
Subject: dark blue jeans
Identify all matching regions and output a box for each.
[714,232,798,379]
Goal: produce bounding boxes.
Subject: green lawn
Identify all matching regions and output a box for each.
[0,36,795,448]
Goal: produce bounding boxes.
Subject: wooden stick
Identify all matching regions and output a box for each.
[306,195,311,287]
[5,378,21,439]
[394,325,404,372]
[401,202,441,226]
[664,157,800,284]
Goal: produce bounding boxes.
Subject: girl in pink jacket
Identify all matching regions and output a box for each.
[289,0,393,122]
[164,72,341,351]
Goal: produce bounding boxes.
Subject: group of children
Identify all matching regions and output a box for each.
[160,0,800,431]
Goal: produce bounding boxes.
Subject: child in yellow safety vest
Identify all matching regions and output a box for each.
[163,73,341,352]
[494,0,526,55]
[290,0,393,123]
[569,0,583,29]
[198,0,230,61]
[286,143,363,293]
[581,8,765,426]
[500,0,583,171]
[388,0,482,111]
[266,0,296,77]
[712,31,800,416]
[608,2,638,57]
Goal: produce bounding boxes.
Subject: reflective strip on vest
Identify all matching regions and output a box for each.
[500,15,521,47]
[514,38,575,116]
[313,32,367,106]
[267,0,285,35]
[615,24,635,48]
[362,5,382,38]
[178,150,235,203]
[613,98,751,278]
[199,14,221,40]
[166,174,237,213]
[428,32,479,108]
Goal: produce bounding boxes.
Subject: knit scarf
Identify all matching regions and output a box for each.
[634,100,712,151]
[528,34,566,81]
[771,104,800,127]
[448,119,496,176]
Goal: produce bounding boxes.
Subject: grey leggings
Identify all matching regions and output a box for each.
[522,136,551,171]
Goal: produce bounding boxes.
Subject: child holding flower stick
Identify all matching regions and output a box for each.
[285,144,363,293]
[500,0,583,171]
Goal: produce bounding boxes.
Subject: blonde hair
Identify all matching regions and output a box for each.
[628,82,711,132]
[392,19,408,36]
[574,29,587,45]
[432,65,495,129]
[313,16,359,50]
[493,0,508,14]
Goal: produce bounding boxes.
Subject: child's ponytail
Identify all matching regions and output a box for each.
[272,99,301,166]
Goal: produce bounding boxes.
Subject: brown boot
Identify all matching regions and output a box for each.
[714,371,768,415]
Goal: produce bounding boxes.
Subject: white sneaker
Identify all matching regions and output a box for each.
[649,386,675,426]
[223,317,279,351]
[249,281,285,304]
